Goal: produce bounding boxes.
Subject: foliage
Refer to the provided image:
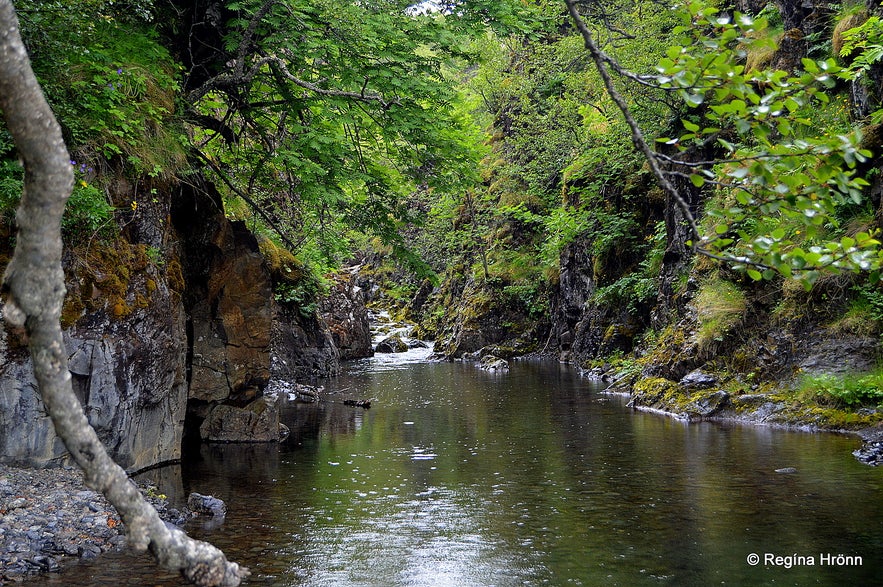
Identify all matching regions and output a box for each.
[593,273,657,314]
[63,182,115,240]
[16,0,184,176]
[274,278,321,318]
[0,159,113,241]
[501,282,548,318]
[186,0,497,272]
[652,2,881,288]
[839,13,883,78]
[798,369,883,408]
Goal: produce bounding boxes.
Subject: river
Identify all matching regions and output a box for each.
[25,350,883,586]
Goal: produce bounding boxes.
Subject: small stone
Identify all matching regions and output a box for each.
[679,370,717,389]
[7,497,28,510]
[187,492,227,518]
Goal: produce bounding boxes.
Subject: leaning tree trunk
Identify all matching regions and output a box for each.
[0,2,247,585]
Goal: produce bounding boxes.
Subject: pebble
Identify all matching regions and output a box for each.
[0,463,190,583]
[853,440,883,466]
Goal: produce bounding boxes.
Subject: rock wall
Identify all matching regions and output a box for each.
[271,301,340,381]
[0,179,188,471]
[319,271,373,361]
[0,177,362,467]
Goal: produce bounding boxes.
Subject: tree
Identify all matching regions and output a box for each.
[0,2,247,585]
[564,0,883,289]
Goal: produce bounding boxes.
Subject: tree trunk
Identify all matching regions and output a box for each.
[0,2,247,585]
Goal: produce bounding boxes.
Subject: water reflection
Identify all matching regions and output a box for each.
[25,360,883,586]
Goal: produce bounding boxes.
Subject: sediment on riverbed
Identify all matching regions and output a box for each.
[0,464,188,583]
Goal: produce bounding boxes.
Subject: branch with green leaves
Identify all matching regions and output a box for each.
[565,0,883,289]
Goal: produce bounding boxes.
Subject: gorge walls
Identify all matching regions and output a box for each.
[0,178,371,470]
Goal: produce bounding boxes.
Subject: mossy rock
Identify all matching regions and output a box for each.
[631,376,681,407]
[832,9,868,64]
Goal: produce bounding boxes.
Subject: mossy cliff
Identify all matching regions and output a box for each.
[0,177,355,470]
[407,0,883,444]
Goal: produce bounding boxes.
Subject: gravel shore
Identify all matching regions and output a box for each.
[0,464,188,584]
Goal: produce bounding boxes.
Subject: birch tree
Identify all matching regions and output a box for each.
[0,1,247,585]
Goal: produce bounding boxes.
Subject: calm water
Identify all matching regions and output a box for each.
[27,354,883,586]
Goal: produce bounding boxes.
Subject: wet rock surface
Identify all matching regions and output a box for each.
[375,333,409,353]
[0,464,189,582]
[479,355,510,372]
[320,271,373,360]
[853,441,883,466]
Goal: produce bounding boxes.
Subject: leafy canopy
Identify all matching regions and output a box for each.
[653,1,880,288]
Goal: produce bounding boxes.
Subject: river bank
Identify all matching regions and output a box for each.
[0,464,187,584]
[587,366,883,467]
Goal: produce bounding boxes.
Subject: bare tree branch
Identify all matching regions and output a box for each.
[0,2,248,585]
[564,0,702,244]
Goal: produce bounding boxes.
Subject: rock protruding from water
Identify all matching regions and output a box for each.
[480,355,509,372]
[187,492,227,518]
[376,333,409,353]
[854,440,883,466]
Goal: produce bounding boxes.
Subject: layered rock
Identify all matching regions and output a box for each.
[270,301,340,381]
[0,178,356,466]
[1,192,187,471]
[319,271,372,361]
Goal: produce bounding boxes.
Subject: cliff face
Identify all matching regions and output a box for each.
[0,178,355,469]
[1,178,189,471]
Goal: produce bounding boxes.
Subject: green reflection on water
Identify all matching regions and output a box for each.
[28,360,883,586]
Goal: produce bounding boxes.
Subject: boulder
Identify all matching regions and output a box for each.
[686,390,730,419]
[187,492,227,517]
[479,355,509,372]
[680,370,717,389]
[199,396,282,443]
[375,333,408,353]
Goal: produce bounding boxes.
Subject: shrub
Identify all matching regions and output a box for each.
[798,370,883,408]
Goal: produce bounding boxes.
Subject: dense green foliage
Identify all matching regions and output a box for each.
[4,0,883,361]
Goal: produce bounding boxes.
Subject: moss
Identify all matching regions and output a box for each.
[636,324,687,368]
[62,238,177,321]
[110,298,132,318]
[60,294,85,328]
[97,273,127,297]
[166,259,184,293]
[134,293,150,309]
[632,376,681,406]
[257,235,305,283]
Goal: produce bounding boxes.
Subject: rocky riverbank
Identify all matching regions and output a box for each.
[0,464,189,583]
